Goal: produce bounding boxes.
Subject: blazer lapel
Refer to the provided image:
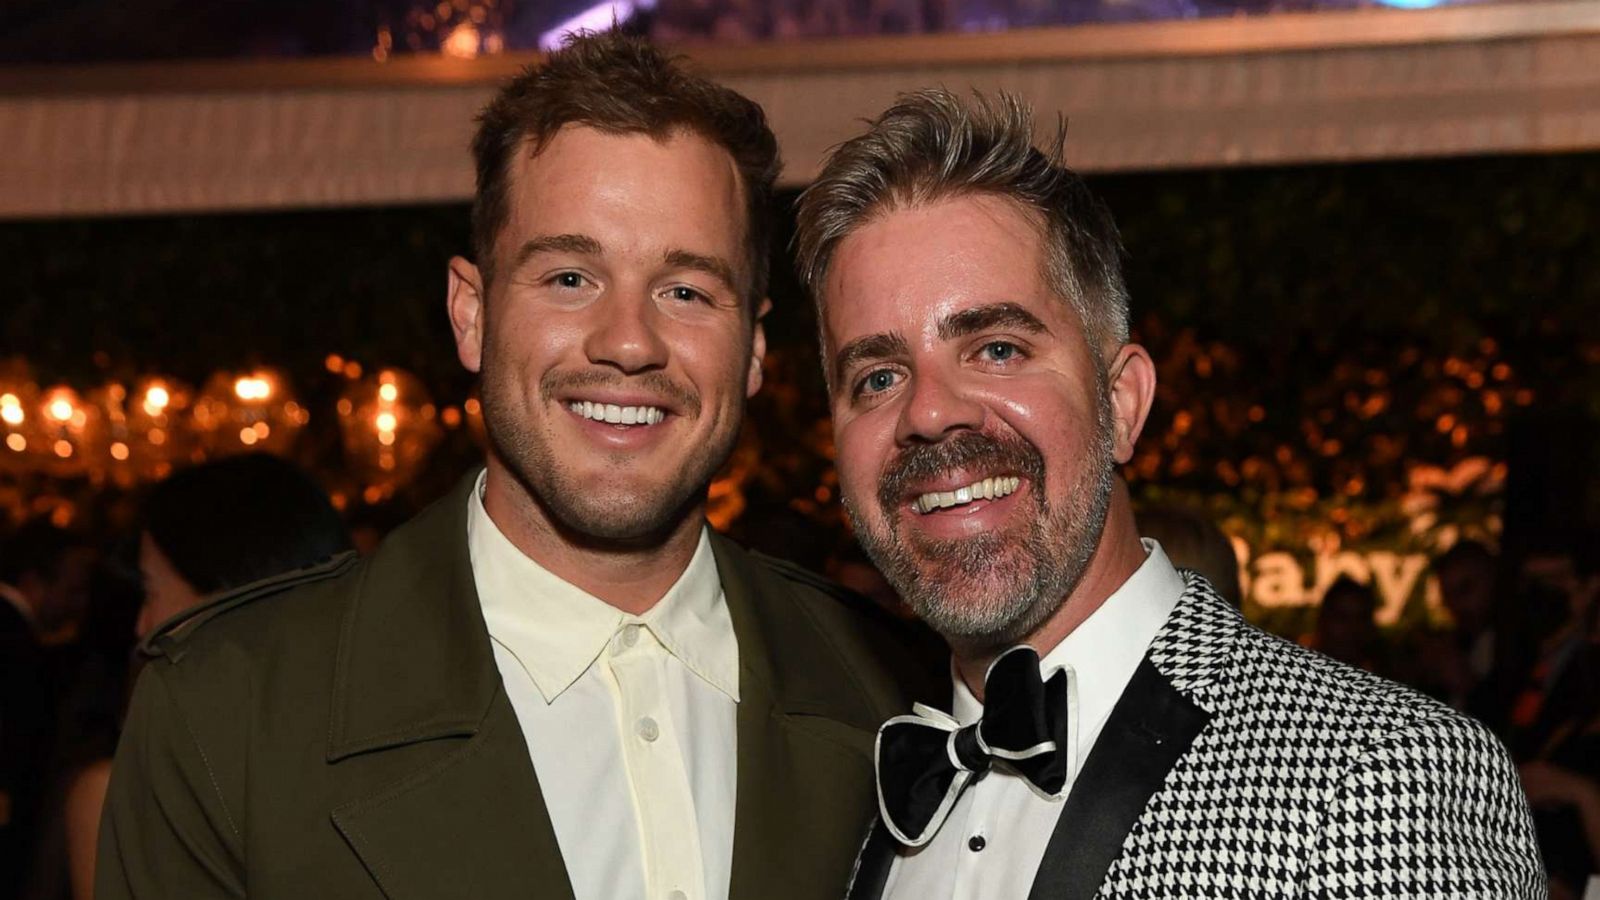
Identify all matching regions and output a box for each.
[325,472,573,900]
[331,692,576,900]
[1026,658,1208,900]
[714,535,885,900]
[1027,573,1240,900]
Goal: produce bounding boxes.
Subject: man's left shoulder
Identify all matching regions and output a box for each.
[1227,623,1503,762]
[1215,630,1544,894]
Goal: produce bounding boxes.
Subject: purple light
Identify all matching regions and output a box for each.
[538,1,653,51]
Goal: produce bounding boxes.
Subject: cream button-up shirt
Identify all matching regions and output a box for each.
[468,475,739,900]
[882,540,1185,900]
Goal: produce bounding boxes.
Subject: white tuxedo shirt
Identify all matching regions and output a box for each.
[883,540,1183,900]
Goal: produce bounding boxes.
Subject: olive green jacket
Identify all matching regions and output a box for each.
[97,474,940,899]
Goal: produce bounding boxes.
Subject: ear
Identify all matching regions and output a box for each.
[447,256,486,374]
[746,297,771,398]
[1105,343,1156,465]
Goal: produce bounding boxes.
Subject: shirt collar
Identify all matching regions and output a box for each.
[467,471,738,704]
[953,538,1184,751]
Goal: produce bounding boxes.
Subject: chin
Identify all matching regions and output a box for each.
[545,488,691,543]
[908,585,1057,650]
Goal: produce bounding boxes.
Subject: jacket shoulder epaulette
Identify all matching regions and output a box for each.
[140,551,361,662]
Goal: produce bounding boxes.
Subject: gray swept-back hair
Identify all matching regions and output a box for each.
[794,89,1130,360]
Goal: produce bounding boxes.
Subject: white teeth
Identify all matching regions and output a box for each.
[567,402,666,426]
[914,476,1020,514]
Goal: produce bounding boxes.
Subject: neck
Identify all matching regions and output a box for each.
[953,485,1147,701]
[481,460,704,616]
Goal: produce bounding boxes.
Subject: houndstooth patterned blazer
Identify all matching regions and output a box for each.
[847,573,1546,900]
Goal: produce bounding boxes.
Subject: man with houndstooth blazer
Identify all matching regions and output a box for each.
[792,88,1546,900]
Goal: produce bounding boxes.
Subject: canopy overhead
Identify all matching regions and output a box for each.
[2,0,1597,218]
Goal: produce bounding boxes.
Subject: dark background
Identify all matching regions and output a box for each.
[4,152,1596,535]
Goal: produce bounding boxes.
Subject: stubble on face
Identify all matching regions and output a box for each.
[844,378,1117,653]
[478,317,741,546]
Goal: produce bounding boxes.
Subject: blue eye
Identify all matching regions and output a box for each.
[860,370,899,395]
[552,272,584,289]
[982,341,1019,362]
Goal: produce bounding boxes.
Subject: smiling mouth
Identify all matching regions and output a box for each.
[566,401,667,426]
[911,475,1021,514]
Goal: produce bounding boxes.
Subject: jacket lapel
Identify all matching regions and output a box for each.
[331,692,575,899]
[1027,573,1240,900]
[325,472,574,900]
[714,535,886,900]
[1025,658,1208,900]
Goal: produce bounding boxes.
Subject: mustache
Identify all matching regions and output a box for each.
[877,430,1045,513]
[539,369,701,417]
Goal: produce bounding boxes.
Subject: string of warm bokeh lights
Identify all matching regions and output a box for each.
[0,355,481,520]
[0,347,762,535]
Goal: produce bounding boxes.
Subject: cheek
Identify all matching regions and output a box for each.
[832,415,893,508]
[487,308,575,376]
[984,379,1102,451]
[675,324,752,395]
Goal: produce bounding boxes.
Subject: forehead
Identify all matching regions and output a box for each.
[820,193,1062,349]
[500,125,747,261]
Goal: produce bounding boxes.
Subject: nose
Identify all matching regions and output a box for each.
[894,366,985,445]
[582,289,669,374]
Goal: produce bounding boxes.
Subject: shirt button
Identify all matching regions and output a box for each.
[968,835,986,852]
[620,624,642,648]
[636,716,660,742]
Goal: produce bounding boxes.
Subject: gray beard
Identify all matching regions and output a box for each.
[845,394,1117,652]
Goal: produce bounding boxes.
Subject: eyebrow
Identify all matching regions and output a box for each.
[936,302,1051,341]
[513,233,603,269]
[663,249,739,291]
[832,332,910,388]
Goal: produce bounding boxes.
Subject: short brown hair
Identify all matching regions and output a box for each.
[471,30,780,301]
[794,89,1129,354]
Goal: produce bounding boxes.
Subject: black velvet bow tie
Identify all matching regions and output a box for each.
[874,645,1072,847]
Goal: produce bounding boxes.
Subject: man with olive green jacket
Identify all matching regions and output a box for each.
[97,30,939,900]
[100,474,933,898]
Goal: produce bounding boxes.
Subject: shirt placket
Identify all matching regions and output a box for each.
[605,622,706,900]
[950,774,998,900]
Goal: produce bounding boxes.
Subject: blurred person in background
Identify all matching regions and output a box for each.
[1308,576,1388,675]
[1,522,93,895]
[1500,535,1598,749]
[18,538,141,900]
[1436,541,1500,689]
[1500,534,1600,900]
[1135,504,1242,607]
[133,454,353,637]
[52,454,350,900]
[0,523,94,648]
